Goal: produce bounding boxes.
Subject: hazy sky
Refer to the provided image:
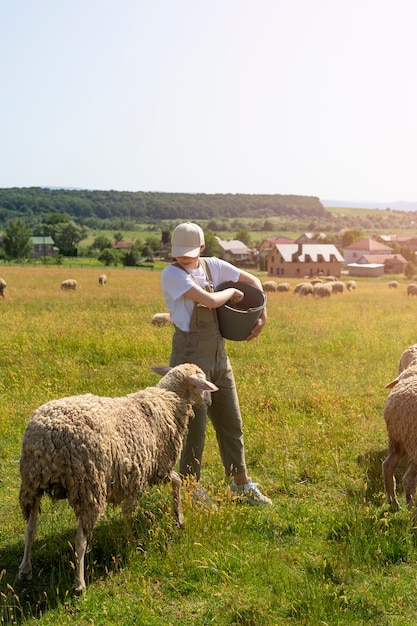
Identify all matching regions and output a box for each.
[2,0,417,202]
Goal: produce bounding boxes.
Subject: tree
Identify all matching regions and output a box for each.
[341,228,364,248]
[53,222,87,251]
[3,219,32,259]
[235,230,251,246]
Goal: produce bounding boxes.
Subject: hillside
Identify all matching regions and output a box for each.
[0,187,326,225]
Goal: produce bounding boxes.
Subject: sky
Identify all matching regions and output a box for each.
[2,0,417,203]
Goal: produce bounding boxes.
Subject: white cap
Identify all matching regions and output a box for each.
[171,223,205,257]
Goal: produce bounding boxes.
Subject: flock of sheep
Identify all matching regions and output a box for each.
[0,275,107,296]
[261,277,357,297]
[10,267,417,595]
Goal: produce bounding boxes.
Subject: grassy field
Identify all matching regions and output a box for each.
[1,267,417,624]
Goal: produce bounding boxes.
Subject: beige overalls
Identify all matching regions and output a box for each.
[169,259,247,480]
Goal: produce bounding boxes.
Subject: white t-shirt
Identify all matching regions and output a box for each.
[161,257,240,331]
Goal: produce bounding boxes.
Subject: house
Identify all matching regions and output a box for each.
[30,236,59,258]
[257,235,295,271]
[111,242,132,250]
[295,232,327,243]
[356,253,408,274]
[267,243,344,278]
[346,263,385,278]
[343,238,393,266]
[215,237,252,266]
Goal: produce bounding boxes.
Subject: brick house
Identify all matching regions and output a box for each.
[267,243,344,278]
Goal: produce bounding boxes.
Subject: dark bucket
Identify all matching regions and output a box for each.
[215,281,266,341]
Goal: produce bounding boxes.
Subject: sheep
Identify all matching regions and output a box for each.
[0,277,6,298]
[262,280,278,293]
[293,282,308,295]
[60,279,77,291]
[397,343,417,374]
[407,284,417,297]
[151,312,171,327]
[382,363,417,516]
[299,283,314,297]
[98,274,107,286]
[331,281,345,294]
[323,276,337,282]
[276,282,290,292]
[313,283,332,298]
[310,278,323,286]
[388,281,399,289]
[18,363,218,593]
[346,280,356,292]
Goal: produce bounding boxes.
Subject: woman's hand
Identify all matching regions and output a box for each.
[229,289,244,305]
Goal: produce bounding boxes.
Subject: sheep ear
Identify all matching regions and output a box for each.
[188,376,218,392]
[386,376,399,389]
[151,366,172,377]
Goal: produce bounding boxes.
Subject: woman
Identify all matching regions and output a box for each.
[161,222,271,506]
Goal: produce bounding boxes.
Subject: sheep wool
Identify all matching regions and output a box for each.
[60,279,77,291]
[18,363,218,593]
[0,277,6,298]
[382,363,417,516]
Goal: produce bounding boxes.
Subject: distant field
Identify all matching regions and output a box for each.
[2,268,417,624]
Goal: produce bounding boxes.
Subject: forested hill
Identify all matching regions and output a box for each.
[0,187,327,224]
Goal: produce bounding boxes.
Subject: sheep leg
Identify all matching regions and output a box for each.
[74,521,88,594]
[18,495,41,581]
[171,471,184,528]
[403,461,417,510]
[382,445,404,511]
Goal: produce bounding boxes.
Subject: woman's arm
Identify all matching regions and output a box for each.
[183,284,244,308]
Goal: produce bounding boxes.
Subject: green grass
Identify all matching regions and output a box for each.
[2,268,417,624]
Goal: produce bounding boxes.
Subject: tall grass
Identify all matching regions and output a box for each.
[1,268,417,624]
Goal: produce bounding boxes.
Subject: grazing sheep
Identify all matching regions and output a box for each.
[407,284,417,296]
[388,281,399,289]
[18,363,218,593]
[98,274,107,286]
[0,277,6,298]
[299,283,314,297]
[293,282,308,295]
[151,312,171,327]
[313,283,332,298]
[346,280,356,292]
[262,280,278,293]
[382,362,417,516]
[323,276,337,282]
[60,279,77,291]
[310,278,323,286]
[397,343,417,374]
[331,281,345,294]
[277,282,290,292]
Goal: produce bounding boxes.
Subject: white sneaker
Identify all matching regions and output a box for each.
[230,478,272,506]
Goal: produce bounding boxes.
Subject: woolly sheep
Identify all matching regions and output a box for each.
[382,362,417,516]
[98,274,107,285]
[313,283,332,298]
[299,283,314,297]
[0,277,6,298]
[388,281,399,289]
[293,282,308,295]
[18,363,218,593]
[346,280,356,292]
[262,280,278,293]
[407,284,417,296]
[60,279,77,291]
[331,281,345,294]
[323,276,337,282]
[151,312,172,327]
[276,282,290,292]
[397,343,417,374]
[310,278,323,286]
